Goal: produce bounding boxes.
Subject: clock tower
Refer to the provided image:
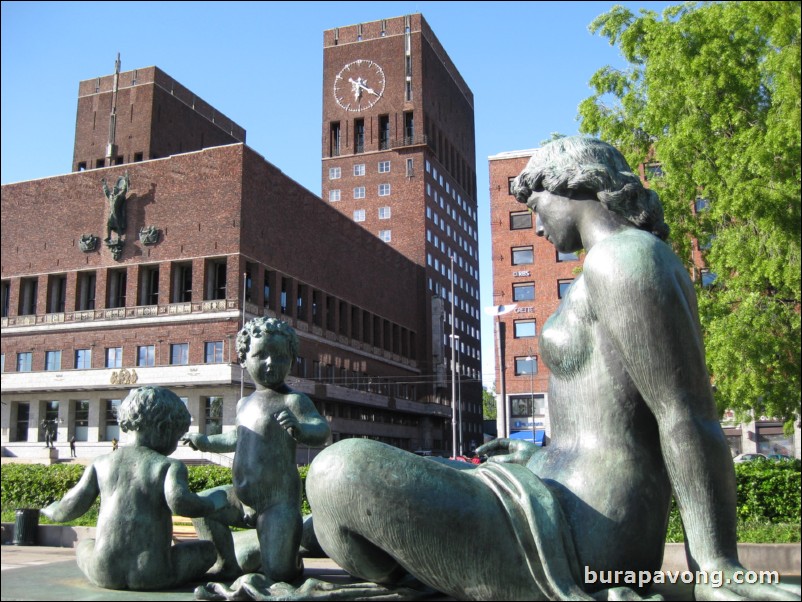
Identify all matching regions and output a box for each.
[322,14,483,454]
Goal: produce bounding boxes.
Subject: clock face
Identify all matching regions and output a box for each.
[333,60,386,112]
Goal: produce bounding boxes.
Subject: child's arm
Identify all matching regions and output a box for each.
[164,460,227,517]
[42,464,100,522]
[280,393,330,446]
[181,430,237,453]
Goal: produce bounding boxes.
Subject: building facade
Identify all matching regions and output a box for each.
[320,14,483,453]
[1,65,454,462]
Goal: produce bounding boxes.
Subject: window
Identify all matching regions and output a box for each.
[512,246,534,265]
[514,320,536,338]
[17,352,33,372]
[404,111,414,143]
[107,268,128,307]
[379,230,392,242]
[75,349,92,369]
[205,259,227,300]
[105,399,121,440]
[170,263,192,303]
[558,279,574,299]
[515,356,538,376]
[329,166,341,180]
[353,187,366,199]
[137,345,155,367]
[74,400,90,441]
[379,115,390,150]
[329,189,341,202]
[354,119,365,153]
[694,197,710,213]
[513,283,535,302]
[406,158,414,177]
[557,250,579,262]
[105,347,123,368]
[379,207,391,219]
[378,160,391,173]
[378,183,391,196]
[170,343,189,365]
[205,397,223,435]
[1,280,9,318]
[510,211,533,230]
[353,209,366,222]
[45,350,62,371]
[139,265,159,305]
[701,269,717,288]
[19,277,38,315]
[644,163,663,180]
[47,275,67,313]
[353,164,365,176]
[205,341,224,363]
[508,177,517,195]
[330,122,341,156]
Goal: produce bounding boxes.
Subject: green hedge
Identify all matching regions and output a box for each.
[1,462,312,524]
[2,460,797,541]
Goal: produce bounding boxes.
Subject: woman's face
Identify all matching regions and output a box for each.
[525,188,583,253]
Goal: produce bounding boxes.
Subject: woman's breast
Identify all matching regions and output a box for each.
[540,276,595,379]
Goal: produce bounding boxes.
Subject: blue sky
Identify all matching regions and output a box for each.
[1,0,671,386]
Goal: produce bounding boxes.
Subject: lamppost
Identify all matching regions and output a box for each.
[484,304,516,439]
[450,334,462,455]
[525,351,536,443]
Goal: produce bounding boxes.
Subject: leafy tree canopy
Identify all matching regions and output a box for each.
[482,387,498,420]
[578,2,801,432]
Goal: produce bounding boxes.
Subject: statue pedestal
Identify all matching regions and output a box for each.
[39,447,59,464]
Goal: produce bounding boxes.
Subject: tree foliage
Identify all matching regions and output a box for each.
[579,2,801,431]
[482,387,497,420]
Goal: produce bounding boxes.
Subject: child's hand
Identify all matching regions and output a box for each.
[275,410,299,438]
[181,432,207,451]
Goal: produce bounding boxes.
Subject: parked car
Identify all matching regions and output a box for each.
[766,453,793,462]
[733,453,768,463]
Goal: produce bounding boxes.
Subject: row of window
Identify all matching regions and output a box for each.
[512,280,574,301]
[329,161,393,179]
[352,207,392,221]
[510,246,578,266]
[8,341,225,373]
[329,184,390,202]
[329,112,415,157]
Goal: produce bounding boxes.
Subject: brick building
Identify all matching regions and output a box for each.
[1,64,453,461]
[320,14,483,453]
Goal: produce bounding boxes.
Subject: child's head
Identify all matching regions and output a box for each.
[237,317,298,387]
[118,386,191,452]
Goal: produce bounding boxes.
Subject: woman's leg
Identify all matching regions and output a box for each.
[306,439,539,601]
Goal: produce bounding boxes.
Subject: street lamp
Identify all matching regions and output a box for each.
[484,304,517,438]
[450,334,462,455]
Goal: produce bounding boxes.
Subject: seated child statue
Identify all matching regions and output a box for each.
[183,317,330,582]
[42,386,227,590]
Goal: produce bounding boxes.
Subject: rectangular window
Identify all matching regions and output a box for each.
[1,280,9,318]
[170,263,192,303]
[512,246,534,265]
[406,158,414,177]
[329,189,341,202]
[378,160,391,173]
[330,122,341,157]
[139,265,159,305]
[105,399,121,441]
[508,177,517,195]
[510,211,533,230]
[513,283,535,302]
[378,183,391,196]
[379,207,391,219]
[74,400,90,441]
[404,111,414,143]
[205,341,223,363]
[515,356,538,376]
[205,259,227,300]
[557,250,579,262]
[105,347,123,368]
[19,277,38,315]
[205,396,223,436]
[514,320,536,338]
[75,349,92,369]
[137,345,155,367]
[353,209,366,222]
[354,119,365,153]
[353,187,366,199]
[107,268,128,308]
[47,274,67,313]
[379,115,390,150]
[379,230,392,242]
[170,343,189,365]
[353,164,365,176]
[45,350,62,371]
[17,352,33,372]
[558,279,574,299]
[329,166,341,180]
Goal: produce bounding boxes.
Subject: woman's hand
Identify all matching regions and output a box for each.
[476,439,538,465]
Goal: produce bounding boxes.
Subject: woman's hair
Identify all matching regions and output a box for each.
[512,136,669,240]
[236,317,299,365]
[117,386,191,443]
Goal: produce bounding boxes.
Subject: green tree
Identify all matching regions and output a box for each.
[482,387,497,420]
[578,2,801,432]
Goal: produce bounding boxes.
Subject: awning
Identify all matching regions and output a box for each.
[509,430,545,445]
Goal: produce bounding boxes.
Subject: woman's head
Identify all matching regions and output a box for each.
[512,136,669,240]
